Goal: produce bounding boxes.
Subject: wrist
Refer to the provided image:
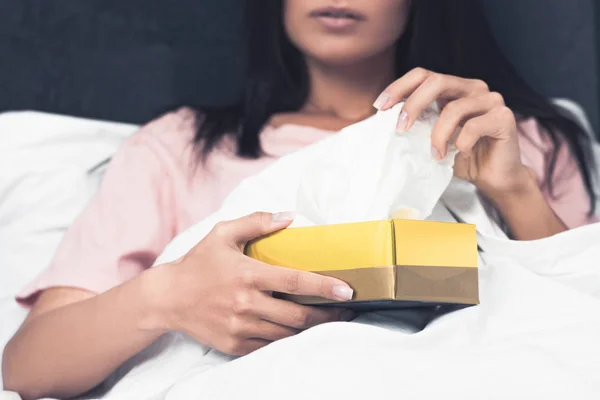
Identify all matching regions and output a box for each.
[477,166,538,207]
[135,263,179,334]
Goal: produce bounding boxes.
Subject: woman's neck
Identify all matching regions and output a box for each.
[303,49,396,124]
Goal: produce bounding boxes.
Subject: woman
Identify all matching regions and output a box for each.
[3,0,597,398]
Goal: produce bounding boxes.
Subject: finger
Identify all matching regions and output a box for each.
[253,264,354,302]
[246,319,301,341]
[223,338,271,356]
[255,294,354,329]
[452,152,478,183]
[374,67,432,111]
[454,106,514,156]
[400,75,489,132]
[431,92,505,159]
[213,211,295,249]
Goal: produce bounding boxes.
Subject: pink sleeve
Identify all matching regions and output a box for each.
[17,134,177,304]
[518,118,598,229]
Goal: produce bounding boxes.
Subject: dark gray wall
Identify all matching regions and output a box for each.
[482,0,599,131]
[0,0,598,135]
[0,0,243,123]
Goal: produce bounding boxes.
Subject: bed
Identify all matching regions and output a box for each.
[1,103,600,400]
[2,2,600,398]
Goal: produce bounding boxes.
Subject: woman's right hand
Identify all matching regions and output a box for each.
[147,212,355,356]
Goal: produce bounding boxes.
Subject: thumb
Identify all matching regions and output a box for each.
[221,211,295,247]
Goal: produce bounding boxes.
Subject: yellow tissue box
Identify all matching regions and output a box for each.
[245,219,479,308]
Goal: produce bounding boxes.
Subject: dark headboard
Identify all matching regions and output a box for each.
[482,0,599,134]
[0,0,244,124]
[1,0,598,136]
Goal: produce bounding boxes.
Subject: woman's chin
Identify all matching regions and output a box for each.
[305,43,394,69]
[308,51,380,68]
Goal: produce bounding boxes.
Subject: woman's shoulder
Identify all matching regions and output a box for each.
[516,117,552,151]
[516,117,568,170]
[130,107,199,151]
[517,116,587,191]
[113,107,212,178]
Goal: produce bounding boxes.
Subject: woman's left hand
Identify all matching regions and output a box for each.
[374,68,533,198]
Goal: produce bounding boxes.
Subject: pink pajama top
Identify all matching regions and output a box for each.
[18,108,597,303]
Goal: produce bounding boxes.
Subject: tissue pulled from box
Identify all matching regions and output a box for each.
[153,103,461,267]
[294,103,458,227]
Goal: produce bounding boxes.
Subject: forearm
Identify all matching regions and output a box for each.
[483,172,567,241]
[2,270,165,400]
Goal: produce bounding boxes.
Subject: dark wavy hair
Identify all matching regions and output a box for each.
[193,0,596,213]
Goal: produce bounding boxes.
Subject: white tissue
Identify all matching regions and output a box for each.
[154,103,460,266]
[293,103,457,226]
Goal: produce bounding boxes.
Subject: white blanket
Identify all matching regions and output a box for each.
[90,214,600,400]
[165,226,600,399]
[87,108,600,400]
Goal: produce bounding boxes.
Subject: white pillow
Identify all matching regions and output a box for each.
[0,111,138,299]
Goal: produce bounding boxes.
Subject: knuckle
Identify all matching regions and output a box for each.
[319,277,330,298]
[412,67,429,80]
[227,315,245,337]
[455,139,471,154]
[496,106,517,130]
[284,271,300,293]
[231,291,253,315]
[488,91,504,105]
[238,268,256,288]
[293,308,313,328]
[497,106,514,119]
[212,221,228,239]
[463,118,479,133]
[222,337,244,356]
[427,73,444,87]
[472,79,489,92]
[440,100,462,121]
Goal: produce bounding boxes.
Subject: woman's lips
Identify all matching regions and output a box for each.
[309,7,365,31]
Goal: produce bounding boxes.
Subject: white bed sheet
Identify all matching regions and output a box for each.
[0,111,138,395]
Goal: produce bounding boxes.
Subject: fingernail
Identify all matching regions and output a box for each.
[340,309,356,321]
[272,211,295,223]
[332,285,354,301]
[431,146,441,162]
[396,111,409,133]
[373,92,390,110]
